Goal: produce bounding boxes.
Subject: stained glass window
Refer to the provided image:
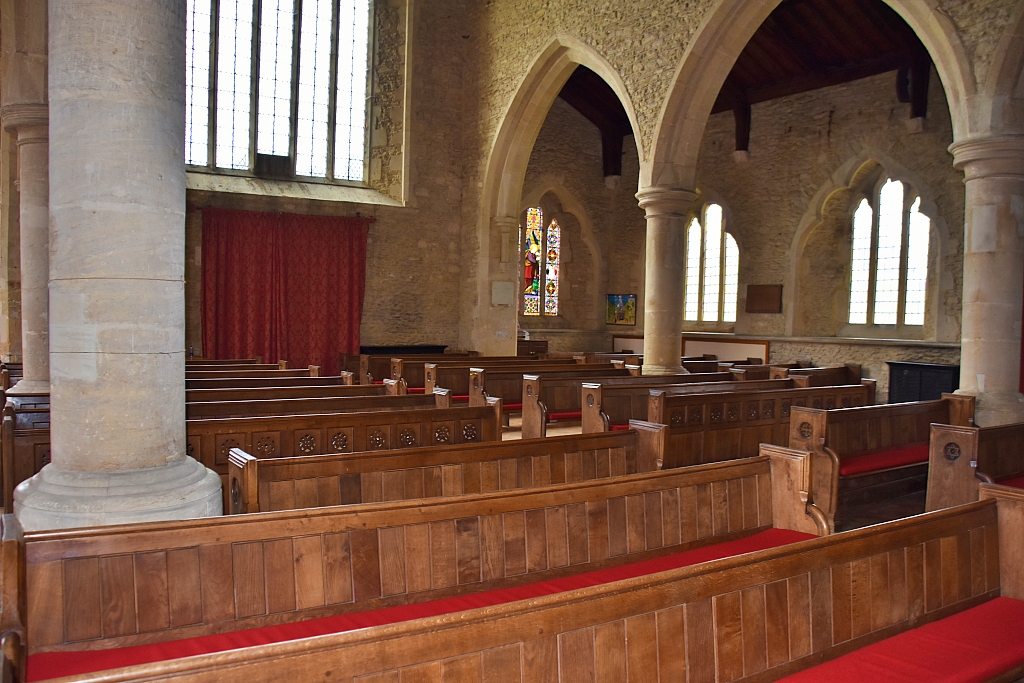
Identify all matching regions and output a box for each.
[522,208,561,317]
[847,177,930,327]
[683,204,738,324]
[544,219,561,315]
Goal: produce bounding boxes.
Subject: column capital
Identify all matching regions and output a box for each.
[635,187,699,218]
[491,215,519,231]
[1,103,48,142]
[949,135,1024,181]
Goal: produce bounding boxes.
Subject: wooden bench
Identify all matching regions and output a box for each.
[4,451,829,682]
[925,421,1024,511]
[341,352,476,384]
[227,421,668,513]
[391,356,594,392]
[184,388,445,420]
[0,397,48,514]
[185,382,384,404]
[186,375,353,390]
[184,366,322,380]
[10,467,1023,682]
[426,362,625,409]
[186,357,262,365]
[789,395,976,532]
[649,382,874,469]
[185,361,291,372]
[770,363,862,385]
[186,399,502,477]
[522,371,745,439]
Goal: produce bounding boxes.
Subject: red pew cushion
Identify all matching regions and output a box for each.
[998,475,1024,489]
[502,403,522,412]
[548,411,582,422]
[839,442,929,477]
[28,528,813,681]
[610,423,630,431]
[777,596,1024,683]
[407,387,425,394]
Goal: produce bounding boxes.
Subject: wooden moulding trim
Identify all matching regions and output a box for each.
[24,459,772,560]
[39,500,999,683]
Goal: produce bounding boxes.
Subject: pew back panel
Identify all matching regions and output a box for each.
[185,376,353,390]
[185,383,381,403]
[649,384,872,469]
[185,367,321,380]
[228,422,668,513]
[185,393,439,420]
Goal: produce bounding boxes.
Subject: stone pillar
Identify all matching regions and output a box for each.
[14,0,221,530]
[951,136,1024,426]
[637,187,697,376]
[1,105,48,395]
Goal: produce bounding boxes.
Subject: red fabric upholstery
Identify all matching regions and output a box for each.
[547,411,582,422]
[999,475,1024,489]
[407,387,425,394]
[372,381,384,385]
[28,529,813,681]
[502,403,522,412]
[778,597,1024,683]
[452,395,470,403]
[839,442,929,477]
[610,423,630,431]
[200,208,372,375]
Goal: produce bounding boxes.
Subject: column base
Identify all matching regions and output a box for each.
[14,456,222,531]
[642,363,686,376]
[957,390,1024,427]
[6,379,50,396]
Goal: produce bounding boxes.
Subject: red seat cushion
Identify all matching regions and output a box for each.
[502,403,522,412]
[547,411,582,421]
[610,423,630,431]
[839,442,929,477]
[998,475,1024,489]
[777,597,1024,683]
[452,394,470,403]
[372,381,384,385]
[27,529,813,681]
[407,387,425,394]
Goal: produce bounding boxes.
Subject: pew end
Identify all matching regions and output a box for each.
[433,387,451,409]
[628,419,667,472]
[942,392,976,426]
[276,360,289,370]
[925,423,980,512]
[468,368,486,406]
[338,371,355,386]
[227,449,259,514]
[625,363,641,377]
[763,443,830,536]
[308,365,321,378]
[424,363,438,393]
[0,515,24,683]
[580,383,607,434]
[383,378,408,396]
[787,406,837,531]
[521,374,545,439]
[980,483,1024,600]
[2,404,14,515]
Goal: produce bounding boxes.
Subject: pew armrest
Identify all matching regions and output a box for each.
[629,420,666,472]
[763,444,828,536]
[433,388,452,409]
[0,515,25,683]
[941,392,975,426]
[485,396,503,438]
[925,423,980,512]
[580,383,604,434]
[2,404,14,515]
[308,365,322,378]
[339,371,354,386]
[227,449,259,514]
[979,483,1024,600]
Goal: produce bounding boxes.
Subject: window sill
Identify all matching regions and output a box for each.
[186,172,404,208]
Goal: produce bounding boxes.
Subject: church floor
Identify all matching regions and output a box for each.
[501,415,582,440]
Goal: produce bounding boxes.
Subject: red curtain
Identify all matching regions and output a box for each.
[201,207,372,375]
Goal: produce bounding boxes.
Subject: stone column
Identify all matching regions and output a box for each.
[951,136,1024,426]
[637,187,697,376]
[14,0,221,530]
[1,105,48,395]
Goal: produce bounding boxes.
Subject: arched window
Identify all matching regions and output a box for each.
[684,204,739,323]
[848,178,930,326]
[522,207,561,316]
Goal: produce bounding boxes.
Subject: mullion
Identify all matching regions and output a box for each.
[207,0,220,169]
[248,0,262,170]
[865,189,880,325]
[325,0,341,180]
[288,0,302,167]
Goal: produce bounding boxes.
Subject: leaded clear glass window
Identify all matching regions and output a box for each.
[522,207,561,317]
[684,204,739,324]
[847,178,930,327]
[186,0,371,182]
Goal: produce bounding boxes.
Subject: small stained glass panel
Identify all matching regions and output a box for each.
[849,198,873,325]
[215,0,254,170]
[544,219,560,315]
[186,0,212,166]
[904,197,929,326]
[723,233,739,323]
[523,208,543,316]
[702,204,723,322]
[873,179,904,325]
[684,219,701,321]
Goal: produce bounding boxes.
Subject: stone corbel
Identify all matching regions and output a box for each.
[0,103,48,144]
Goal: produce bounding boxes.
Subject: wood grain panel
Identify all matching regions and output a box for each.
[233,542,267,618]
[849,558,871,638]
[567,502,589,566]
[26,560,64,646]
[970,527,987,597]
[644,492,664,550]
[607,497,627,557]
[727,478,744,532]
[625,613,658,682]
[695,484,713,539]
[680,486,698,544]
[956,531,972,602]
[831,563,852,644]
[481,645,521,683]
[588,500,609,563]
[888,548,908,625]
[714,591,744,682]
[809,568,832,653]
[380,527,407,597]
[757,472,773,526]
[456,517,482,585]
[525,509,548,572]
[711,481,729,536]
[559,628,595,683]
[64,558,101,642]
[441,654,481,683]
[292,535,325,609]
[765,579,790,667]
[522,637,558,683]
[480,514,504,581]
[264,539,296,614]
[656,606,686,681]
[401,662,441,683]
[199,543,234,623]
[662,488,681,547]
[99,555,138,638]
[870,554,890,632]
[906,543,925,620]
[405,524,432,593]
[940,535,958,607]
[135,551,170,633]
[685,599,716,683]
[503,512,527,576]
[625,494,646,553]
[351,529,381,602]
[431,520,458,589]
[594,621,626,683]
[545,507,569,569]
[167,547,203,627]
[742,586,768,676]
[924,538,942,612]
[788,573,811,659]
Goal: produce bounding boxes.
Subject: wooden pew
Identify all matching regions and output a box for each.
[10,469,1024,682]
[185,382,385,403]
[185,390,446,420]
[522,371,745,439]
[392,356,593,392]
[352,353,482,385]
[186,375,353,390]
[770,363,862,385]
[227,421,669,513]
[5,451,830,683]
[583,377,804,433]
[925,421,1024,511]
[1,399,48,514]
[648,382,874,469]
[186,357,262,365]
[426,362,624,408]
[789,395,976,532]
[185,366,322,380]
[187,398,502,477]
